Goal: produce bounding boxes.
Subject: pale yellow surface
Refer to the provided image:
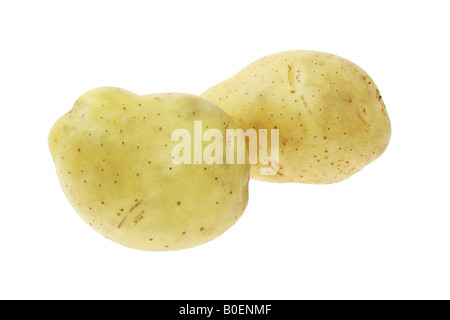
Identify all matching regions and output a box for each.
[202,50,391,184]
[49,88,250,251]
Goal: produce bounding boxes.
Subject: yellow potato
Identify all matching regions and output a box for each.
[49,88,250,251]
[202,50,391,184]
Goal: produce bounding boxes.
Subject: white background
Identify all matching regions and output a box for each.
[1,0,449,300]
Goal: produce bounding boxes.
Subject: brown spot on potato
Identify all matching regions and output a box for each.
[134,212,144,224]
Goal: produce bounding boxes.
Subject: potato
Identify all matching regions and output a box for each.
[202,50,391,184]
[48,88,250,251]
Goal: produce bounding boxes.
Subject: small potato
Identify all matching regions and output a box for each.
[48,88,250,251]
[202,50,391,184]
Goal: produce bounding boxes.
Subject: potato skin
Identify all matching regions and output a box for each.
[202,50,391,184]
[49,88,250,251]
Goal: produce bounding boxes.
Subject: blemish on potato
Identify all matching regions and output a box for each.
[134,212,144,224]
[117,199,143,229]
